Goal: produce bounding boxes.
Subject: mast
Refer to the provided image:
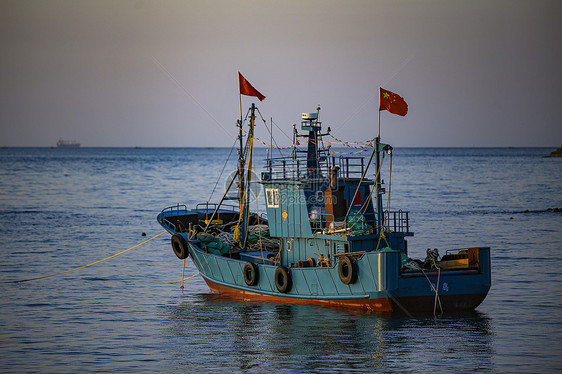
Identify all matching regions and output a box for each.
[306,128,318,177]
[234,103,256,248]
[302,106,322,178]
[237,117,245,203]
[269,117,273,174]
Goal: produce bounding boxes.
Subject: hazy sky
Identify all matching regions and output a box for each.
[1,0,561,147]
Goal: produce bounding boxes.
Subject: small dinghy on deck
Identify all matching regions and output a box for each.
[158,94,491,314]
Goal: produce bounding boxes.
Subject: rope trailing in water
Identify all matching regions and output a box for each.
[2,231,167,284]
[164,272,200,284]
[419,249,444,317]
[181,258,186,289]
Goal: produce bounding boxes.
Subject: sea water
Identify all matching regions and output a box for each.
[0,147,560,373]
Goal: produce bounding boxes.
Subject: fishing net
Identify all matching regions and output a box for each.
[346,208,372,236]
[197,232,230,256]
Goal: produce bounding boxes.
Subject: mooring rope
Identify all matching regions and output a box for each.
[419,251,444,318]
[163,272,200,285]
[1,231,167,284]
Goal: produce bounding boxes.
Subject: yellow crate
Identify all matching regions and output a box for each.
[438,258,469,269]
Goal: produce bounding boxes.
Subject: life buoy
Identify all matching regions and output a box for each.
[243,262,259,286]
[274,266,292,293]
[171,234,189,260]
[338,255,357,284]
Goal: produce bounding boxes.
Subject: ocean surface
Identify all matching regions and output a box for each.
[0,146,560,373]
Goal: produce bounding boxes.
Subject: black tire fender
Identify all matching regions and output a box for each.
[243,262,259,286]
[171,234,189,260]
[274,266,292,293]
[338,255,357,284]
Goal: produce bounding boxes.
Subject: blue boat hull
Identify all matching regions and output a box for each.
[184,238,490,313]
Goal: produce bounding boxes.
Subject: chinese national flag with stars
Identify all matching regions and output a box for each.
[379,88,408,116]
[239,72,266,101]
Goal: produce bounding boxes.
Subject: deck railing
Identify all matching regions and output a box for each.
[383,210,410,233]
[194,202,239,213]
[159,204,189,231]
[309,209,410,235]
[337,156,365,179]
[264,153,369,181]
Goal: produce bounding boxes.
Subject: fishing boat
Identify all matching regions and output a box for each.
[157,100,491,314]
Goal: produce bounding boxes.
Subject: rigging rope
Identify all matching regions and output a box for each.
[256,109,290,159]
[342,151,391,249]
[207,137,238,203]
[376,151,393,250]
[328,133,376,148]
[252,155,266,259]
[347,152,385,229]
[240,126,374,154]
[1,231,167,284]
[386,152,393,221]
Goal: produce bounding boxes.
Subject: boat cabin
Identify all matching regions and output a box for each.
[260,109,412,268]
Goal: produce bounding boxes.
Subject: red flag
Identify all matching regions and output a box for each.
[239,72,265,101]
[379,88,408,116]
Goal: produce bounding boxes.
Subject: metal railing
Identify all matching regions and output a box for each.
[264,153,368,181]
[161,203,189,216]
[383,210,410,233]
[309,209,410,235]
[337,156,365,179]
[195,202,239,213]
[159,204,189,232]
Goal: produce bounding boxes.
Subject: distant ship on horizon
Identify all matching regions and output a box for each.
[56,139,80,148]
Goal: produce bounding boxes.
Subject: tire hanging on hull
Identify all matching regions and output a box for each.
[171,234,189,260]
[243,262,259,286]
[338,255,357,284]
[274,266,292,293]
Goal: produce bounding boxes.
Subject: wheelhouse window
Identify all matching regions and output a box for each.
[265,188,279,208]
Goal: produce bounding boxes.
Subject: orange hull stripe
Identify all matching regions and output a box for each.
[203,278,394,312]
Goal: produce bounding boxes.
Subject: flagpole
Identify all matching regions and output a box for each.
[238,72,243,123]
[378,87,381,139]
[237,75,244,204]
[238,85,243,155]
[239,93,243,125]
[237,90,244,217]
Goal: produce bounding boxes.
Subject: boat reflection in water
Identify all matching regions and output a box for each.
[165,294,494,373]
